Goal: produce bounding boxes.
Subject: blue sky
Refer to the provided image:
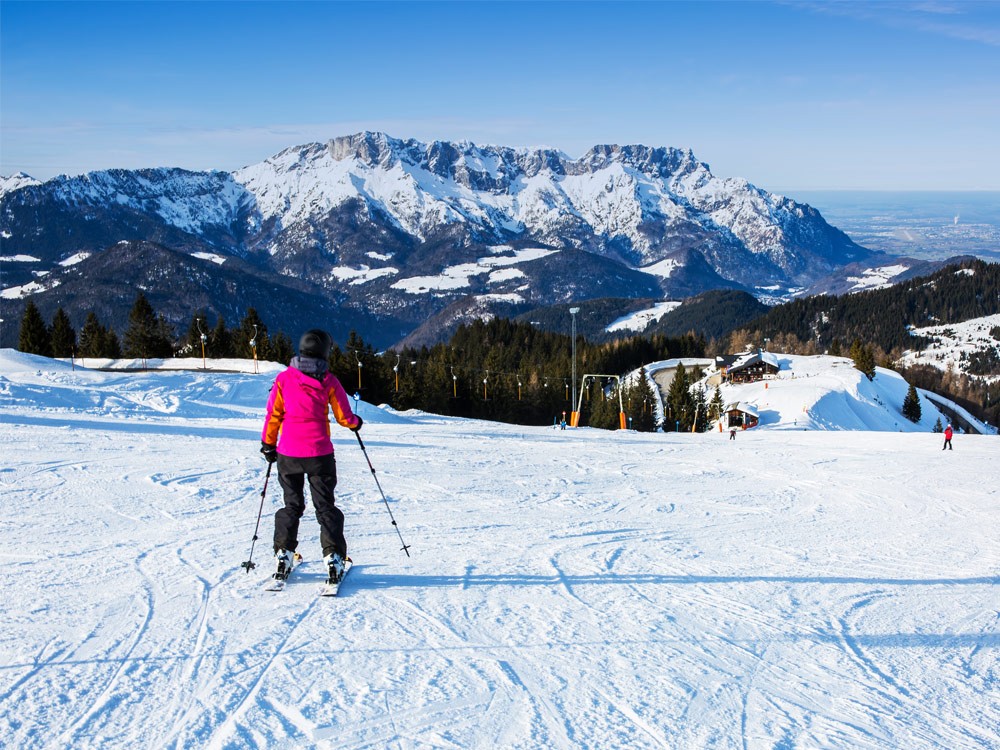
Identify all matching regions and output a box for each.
[2,0,999,190]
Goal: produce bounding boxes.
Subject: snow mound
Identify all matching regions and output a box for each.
[643,353,959,433]
[0,350,415,426]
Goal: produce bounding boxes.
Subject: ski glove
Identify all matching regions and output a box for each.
[350,416,364,433]
[260,441,278,463]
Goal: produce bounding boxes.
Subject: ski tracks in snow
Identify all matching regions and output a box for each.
[3,408,999,748]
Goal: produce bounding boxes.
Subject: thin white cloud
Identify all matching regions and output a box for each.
[791,0,1000,46]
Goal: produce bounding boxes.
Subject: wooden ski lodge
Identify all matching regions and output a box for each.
[721,350,780,384]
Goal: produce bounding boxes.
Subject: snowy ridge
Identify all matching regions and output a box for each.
[0,172,41,198]
[43,168,252,236]
[0,133,874,345]
[231,132,864,275]
[2,347,997,749]
[1,277,58,300]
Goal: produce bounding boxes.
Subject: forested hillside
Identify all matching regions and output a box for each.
[345,318,704,428]
[15,258,998,428]
[740,259,999,353]
[731,259,1000,426]
[645,290,768,341]
[513,290,767,343]
[512,298,655,339]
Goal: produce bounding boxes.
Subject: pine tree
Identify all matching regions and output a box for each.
[586,377,617,429]
[629,368,658,432]
[860,344,876,381]
[932,416,943,433]
[104,329,123,359]
[709,385,724,424]
[902,383,922,423]
[123,292,172,359]
[78,312,107,358]
[850,339,876,381]
[849,338,862,367]
[18,301,51,356]
[666,362,694,432]
[123,292,155,358]
[237,308,271,361]
[271,331,294,365]
[692,387,709,432]
[155,314,176,358]
[211,316,233,358]
[49,308,77,358]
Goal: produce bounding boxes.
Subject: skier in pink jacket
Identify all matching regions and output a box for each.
[261,329,361,585]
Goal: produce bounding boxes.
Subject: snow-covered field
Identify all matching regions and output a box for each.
[642,353,997,435]
[605,301,682,334]
[1,350,998,749]
[901,313,1000,383]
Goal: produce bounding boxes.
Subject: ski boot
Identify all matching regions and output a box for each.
[273,549,294,581]
[324,553,345,584]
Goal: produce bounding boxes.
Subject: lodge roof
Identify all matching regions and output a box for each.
[724,401,759,417]
[727,350,780,374]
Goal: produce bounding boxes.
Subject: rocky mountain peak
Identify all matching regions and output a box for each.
[1,132,879,351]
[0,172,41,198]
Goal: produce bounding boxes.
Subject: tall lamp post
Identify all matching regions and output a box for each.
[569,307,580,426]
[196,318,207,369]
[250,324,258,374]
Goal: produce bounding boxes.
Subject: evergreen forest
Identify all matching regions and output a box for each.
[14,258,1000,429]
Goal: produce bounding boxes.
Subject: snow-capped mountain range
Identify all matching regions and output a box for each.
[1,132,879,346]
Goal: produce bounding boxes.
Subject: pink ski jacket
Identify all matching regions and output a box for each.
[261,367,360,458]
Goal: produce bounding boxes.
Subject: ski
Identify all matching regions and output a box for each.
[319,558,353,597]
[263,552,302,592]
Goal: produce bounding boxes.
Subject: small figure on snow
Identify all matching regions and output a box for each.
[260,329,362,585]
[729,427,737,440]
[942,423,954,451]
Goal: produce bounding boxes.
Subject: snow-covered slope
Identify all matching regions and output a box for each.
[901,313,1000,383]
[55,167,254,236]
[1,349,997,749]
[643,353,996,434]
[605,300,682,333]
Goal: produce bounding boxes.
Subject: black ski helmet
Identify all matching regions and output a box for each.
[299,329,333,359]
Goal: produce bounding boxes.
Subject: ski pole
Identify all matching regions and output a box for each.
[355,431,411,556]
[241,461,273,573]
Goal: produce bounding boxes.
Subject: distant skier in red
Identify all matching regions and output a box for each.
[260,329,362,585]
[942,423,954,450]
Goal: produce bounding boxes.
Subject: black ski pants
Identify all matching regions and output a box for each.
[273,452,346,559]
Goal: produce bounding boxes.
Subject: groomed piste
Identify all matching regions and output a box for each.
[1,349,997,749]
